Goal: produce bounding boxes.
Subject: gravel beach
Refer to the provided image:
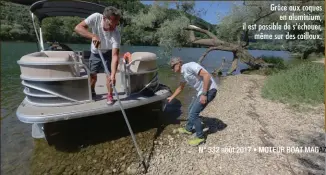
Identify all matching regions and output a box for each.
[145,74,325,175]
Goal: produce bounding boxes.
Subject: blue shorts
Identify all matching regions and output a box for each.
[89,50,112,74]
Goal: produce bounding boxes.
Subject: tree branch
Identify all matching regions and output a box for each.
[242,29,249,47]
[186,25,229,47]
[212,58,225,75]
[185,25,218,40]
[198,46,234,64]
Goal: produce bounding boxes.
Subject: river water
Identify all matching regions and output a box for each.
[1,41,291,174]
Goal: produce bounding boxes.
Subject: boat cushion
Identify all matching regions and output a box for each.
[18,51,82,78]
[20,51,75,62]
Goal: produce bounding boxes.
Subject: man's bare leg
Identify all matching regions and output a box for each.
[91,74,97,98]
[106,75,114,104]
[106,75,113,94]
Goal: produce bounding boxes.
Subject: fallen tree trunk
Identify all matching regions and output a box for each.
[212,57,225,75]
[185,25,269,74]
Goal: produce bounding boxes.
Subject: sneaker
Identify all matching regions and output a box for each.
[177,128,192,135]
[107,94,114,105]
[188,137,205,146]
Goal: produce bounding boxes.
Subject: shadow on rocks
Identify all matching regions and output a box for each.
[201,116,227,134]
[43,101,167,152]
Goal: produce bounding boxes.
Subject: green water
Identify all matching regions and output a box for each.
[0,41,291,174]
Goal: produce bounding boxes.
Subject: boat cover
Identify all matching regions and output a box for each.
[29,0,105,22]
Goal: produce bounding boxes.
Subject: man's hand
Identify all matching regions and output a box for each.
[110,74,116,85]
[167,96,174,103]
[200,95,207,104]
[92,35,100,48]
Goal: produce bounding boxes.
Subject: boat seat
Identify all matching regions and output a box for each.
[115,52,159,94]
[128,52,157,73]
[17,51,92,107]
[18,51,83,79]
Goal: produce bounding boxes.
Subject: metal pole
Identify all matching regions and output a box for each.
[97,49,147,172]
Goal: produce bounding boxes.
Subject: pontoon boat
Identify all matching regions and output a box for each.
[15,0,171,140]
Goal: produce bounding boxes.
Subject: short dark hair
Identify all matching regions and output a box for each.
[103,6,121,18]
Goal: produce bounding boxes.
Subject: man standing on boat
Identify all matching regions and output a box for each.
[74,6,121,105]
[167,57,218,146]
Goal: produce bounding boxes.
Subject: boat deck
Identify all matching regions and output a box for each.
[16,73,171,123]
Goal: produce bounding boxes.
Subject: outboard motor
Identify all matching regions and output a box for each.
[46,42,73,51]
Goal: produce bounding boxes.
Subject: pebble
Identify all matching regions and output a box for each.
[126,164,138,175]
[121,163,126,170]
[95,150,102,155]
[120,155,126,161]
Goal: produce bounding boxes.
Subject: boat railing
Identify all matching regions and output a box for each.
[121,58,159,96]
[17,51,93,106]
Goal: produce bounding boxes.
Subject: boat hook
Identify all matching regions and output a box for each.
[97,48,147,173]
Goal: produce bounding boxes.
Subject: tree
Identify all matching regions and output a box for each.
[281,0,325,59]
[183,1,281,74]
[183,0,324,74]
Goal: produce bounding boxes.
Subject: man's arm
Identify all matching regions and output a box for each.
[111,48,119,76]
[111,31,121,77]
[167,82,186,102]
[198,69,211,94]
[74,21,95,39]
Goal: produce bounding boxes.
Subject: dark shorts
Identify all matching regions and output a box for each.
[89,50,112,74]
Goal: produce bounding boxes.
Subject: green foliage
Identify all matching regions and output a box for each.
[242,55,287,75]
[0,24,13,40]
[132,4,168,29]
[261,55,286,70]
[41,17,88,43]
[1,1,213,48]
[216,1,324,56]
[126,3,192,56]
[1,1,35,41]
[215,2,279,43]
[156,16,190,55]
[261,62,324,105]
[282,1,324,57]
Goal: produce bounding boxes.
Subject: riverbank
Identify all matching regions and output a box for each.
[145,74,324,175]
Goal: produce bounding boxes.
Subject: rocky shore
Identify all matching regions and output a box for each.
[144,74,325,175]
[27,74,324,175]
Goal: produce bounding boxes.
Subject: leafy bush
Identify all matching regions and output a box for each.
[242,55,287,75]
[261,55,287,70]
[262,62,324,105]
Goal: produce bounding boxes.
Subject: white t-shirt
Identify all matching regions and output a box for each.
[181,62,218,96]
[84,13,121,53]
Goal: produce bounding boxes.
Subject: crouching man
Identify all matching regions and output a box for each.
[167,57,218,146]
